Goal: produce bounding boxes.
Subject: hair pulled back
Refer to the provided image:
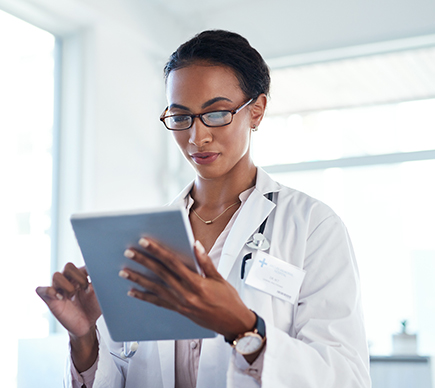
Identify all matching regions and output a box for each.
[164,30,270,99]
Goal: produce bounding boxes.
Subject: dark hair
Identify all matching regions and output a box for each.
[164,30,270,99]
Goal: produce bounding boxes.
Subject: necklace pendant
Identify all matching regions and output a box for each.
[191,200,241,225]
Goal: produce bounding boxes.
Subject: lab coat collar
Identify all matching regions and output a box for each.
[218,168,281,278]
[255,166,282,195]
[170,168,281,279]
[169,167,281,206]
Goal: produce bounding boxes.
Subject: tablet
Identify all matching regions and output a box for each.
[70,205,216,342]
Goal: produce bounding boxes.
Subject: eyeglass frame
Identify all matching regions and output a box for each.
[159,98,254,131]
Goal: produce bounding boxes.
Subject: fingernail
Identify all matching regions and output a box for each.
[119,270,129,279]
[124,249,135,258]
[85,286,91,294]
[56,293,63,300]
[195,240,206,255]
[127,290,135,298]
[139,238,149,248]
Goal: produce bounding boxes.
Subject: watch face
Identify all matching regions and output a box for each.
[235,333,263,355]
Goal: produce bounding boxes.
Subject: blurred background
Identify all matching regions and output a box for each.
[0,0,434,386]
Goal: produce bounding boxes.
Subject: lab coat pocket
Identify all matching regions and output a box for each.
[241,280,275,326]
[243,281,296,335]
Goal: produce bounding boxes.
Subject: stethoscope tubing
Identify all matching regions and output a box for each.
[121,341,139,359]
[241,192,274,279]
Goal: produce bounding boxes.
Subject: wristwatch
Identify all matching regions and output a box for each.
[226,311,266,355]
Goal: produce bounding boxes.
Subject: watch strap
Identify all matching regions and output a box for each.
[253,311,266,339]
[224,310,266,344]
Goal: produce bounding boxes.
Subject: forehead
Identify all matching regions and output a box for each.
[166,64,243,105]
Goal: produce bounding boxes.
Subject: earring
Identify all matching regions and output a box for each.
[251,125,259,132]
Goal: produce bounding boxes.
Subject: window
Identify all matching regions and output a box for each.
[0,9,57,387]
[254,47,435,356]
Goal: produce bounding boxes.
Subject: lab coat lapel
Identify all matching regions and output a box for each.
[124,341,174,388]
[168,182,194,207]
[170,168,281,280]
[153,169,280,386]
[157,341,175,388]
[196,336,232,388]
[218,188,275,280]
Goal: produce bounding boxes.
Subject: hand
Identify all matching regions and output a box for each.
[36,263,101,372]
[36,263,101,339]
[119,238,256,341]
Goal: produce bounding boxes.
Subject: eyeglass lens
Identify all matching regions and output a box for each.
[161,98,253,131]
[164,111,232,130]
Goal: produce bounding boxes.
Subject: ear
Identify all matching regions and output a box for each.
[250,94,268,128]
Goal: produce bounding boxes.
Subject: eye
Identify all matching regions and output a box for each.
[171,115,190,123]
[164,115,192,130]
[203,111,231,124]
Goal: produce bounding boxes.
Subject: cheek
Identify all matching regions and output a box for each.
[236,116,252,146]
[219,130,251,162]
[243,132,252,154]
[233,128,251,153]
[172,132,189,153]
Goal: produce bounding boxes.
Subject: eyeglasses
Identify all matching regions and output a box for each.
[159,98,253,131]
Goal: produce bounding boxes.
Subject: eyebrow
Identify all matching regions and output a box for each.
[201,97,232,109]
[168,97,233,112]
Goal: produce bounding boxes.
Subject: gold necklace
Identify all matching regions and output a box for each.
[192,201,241,225]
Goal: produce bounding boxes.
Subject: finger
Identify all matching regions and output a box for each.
[127,288,176,311]
[119,268,181,305]
[121,250,206,314]
[78,266,89,277]
[78,266,93,292]
[137,238,197,281]
[63,262,90,291]
[125,247,195,292]
[124,248,178,285]
[36,286,64,304]
[52,272,76,298]
[194,240,221,279]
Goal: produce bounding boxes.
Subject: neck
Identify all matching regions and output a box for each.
[191,160,257,209]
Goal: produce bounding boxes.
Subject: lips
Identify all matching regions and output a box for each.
[190,152,220,165]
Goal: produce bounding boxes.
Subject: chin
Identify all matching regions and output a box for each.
[191,164,222,179]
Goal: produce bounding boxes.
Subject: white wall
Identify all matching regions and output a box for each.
[172,0,435,59]
[3,0,435,263]
[1,0,435,385]
[2,0,434,276]
[0,0,194,270]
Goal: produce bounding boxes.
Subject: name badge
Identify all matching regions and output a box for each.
[245,251,306,304]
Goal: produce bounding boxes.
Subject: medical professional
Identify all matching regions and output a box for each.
[36,30,371,387]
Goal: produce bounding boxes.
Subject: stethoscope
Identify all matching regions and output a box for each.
[241,192,273,279]
[120,192,274,359]
[121,341,139,359]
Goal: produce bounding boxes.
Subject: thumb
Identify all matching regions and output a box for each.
[194,240,220,278]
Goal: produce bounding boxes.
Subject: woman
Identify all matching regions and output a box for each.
[36,30,370,387]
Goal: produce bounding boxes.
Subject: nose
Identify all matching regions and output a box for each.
[188,117,212,147]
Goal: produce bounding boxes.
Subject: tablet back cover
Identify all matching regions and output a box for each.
[70,206,216,342]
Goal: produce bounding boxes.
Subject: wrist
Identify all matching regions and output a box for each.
[224,310,256,343]
[70,326,99,373]
[69,324,97,344]
[225,310,267,358]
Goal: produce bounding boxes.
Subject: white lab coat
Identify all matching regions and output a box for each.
[65,167,371,388]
